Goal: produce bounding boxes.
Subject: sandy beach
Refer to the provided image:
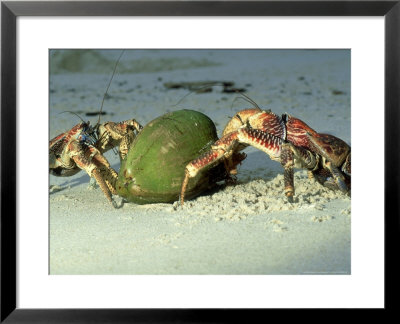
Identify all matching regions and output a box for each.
[49,49,351,275]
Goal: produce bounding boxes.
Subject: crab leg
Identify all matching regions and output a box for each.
[321,160,348,192]
[280,143,295,201]
[91,169,116,207]
[281,144,320,201]
[69,141,118,207]
[91,153,119,195]
[180,132,240,205]
[97,119,143,160]
[180,127,283,205]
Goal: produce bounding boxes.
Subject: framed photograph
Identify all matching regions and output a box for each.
[1,0,398,322]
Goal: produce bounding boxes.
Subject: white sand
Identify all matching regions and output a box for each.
[49,49,351,274]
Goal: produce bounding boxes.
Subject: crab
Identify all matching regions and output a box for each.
[49,118,142,207]
[180,107,351,205]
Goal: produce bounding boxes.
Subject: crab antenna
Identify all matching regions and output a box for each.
[230,96,247,109]
[97,49,125,126]
[230,94,260,111]
[236,91,261,110]
[172,82,227,107]
[59,111,86,124]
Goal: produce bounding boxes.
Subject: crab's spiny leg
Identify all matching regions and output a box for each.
[115,119,143,160]
[97,119,143,160]
[237,128,293,199]
[68,141,118,207]
[181,128,283,205]
[71,152,115,205]
[91,153,118,195]
[91,169,117,208]
[236,128,283,158]
[118,133,134,161]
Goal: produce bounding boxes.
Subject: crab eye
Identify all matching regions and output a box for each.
[235,114,244,124]
[78,133,96,146]
[78,134,86,143]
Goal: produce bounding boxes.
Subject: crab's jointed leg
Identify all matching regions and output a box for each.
[305,132,350,192]
[319,159,348,192]
[69,141,119,207]
[181,132,240,205]
[280,143,320,201]
[97,119,143,160]
[280,143,295,201]
[180,127,283,205]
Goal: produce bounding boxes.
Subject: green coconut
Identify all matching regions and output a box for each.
[116,109,226,204]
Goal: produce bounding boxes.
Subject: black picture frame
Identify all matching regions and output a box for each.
[1,1,398,322]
